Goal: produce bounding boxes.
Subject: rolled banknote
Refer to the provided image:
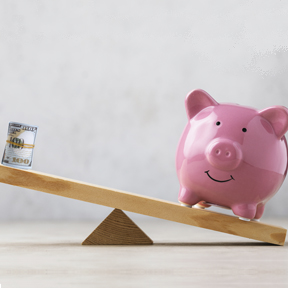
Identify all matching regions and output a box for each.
[2,122,38,169]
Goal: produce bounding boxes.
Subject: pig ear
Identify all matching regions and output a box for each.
[259,106,288,139]
[185,89,218,119]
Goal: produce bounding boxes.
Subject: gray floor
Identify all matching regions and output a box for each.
[0,216,287,287]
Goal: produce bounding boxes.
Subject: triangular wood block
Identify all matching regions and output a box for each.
[82,209,153,245]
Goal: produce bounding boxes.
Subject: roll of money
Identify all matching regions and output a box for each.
[2,122,38,169]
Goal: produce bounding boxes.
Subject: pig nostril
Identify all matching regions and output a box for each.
[226,151,231,157]
[215,149,221,155]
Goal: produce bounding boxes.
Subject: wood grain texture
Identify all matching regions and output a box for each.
[82,209,153,245]
[0,164,286,245]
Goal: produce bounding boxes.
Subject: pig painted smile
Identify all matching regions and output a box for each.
[205,170,234,183]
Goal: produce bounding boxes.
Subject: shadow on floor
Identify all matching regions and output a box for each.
[153,242,279,246]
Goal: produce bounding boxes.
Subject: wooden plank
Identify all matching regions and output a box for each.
[0,164,286,245]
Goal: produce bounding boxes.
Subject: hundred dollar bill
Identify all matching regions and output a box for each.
[2,122,38,169]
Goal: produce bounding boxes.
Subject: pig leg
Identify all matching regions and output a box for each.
[231,203,257,221]
[178,187,201,208]
[253,203,265,221]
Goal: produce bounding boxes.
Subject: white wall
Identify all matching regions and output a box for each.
[0,0,288,220]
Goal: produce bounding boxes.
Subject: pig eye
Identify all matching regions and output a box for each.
[242,128,247,132]
[216,121,221,126]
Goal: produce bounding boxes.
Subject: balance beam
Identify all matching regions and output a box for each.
[0,164,286,245]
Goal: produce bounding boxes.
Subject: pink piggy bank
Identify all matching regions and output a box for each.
[176,89,288,221]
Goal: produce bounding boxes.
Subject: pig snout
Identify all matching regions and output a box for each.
[206,138,242,171]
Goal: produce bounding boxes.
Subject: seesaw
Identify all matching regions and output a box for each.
[0,164,286,245]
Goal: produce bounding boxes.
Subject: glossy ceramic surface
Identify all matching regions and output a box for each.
[176,89,288,220]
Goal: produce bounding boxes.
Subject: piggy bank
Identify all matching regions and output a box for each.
[176,89,288,221]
